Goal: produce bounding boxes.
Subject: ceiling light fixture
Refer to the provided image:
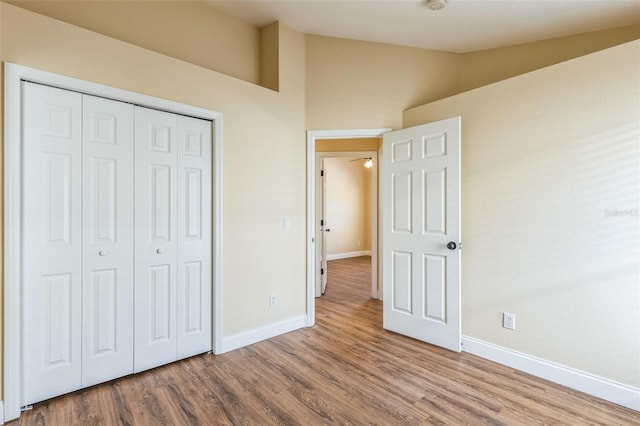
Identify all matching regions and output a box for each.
[426,0,447,11]
[364,158,373,168]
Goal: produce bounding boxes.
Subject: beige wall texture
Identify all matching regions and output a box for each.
[405,40,640,388]
[324,158,372,255]
[3,0,262,85]
[316,137,382,152]
[305,35,460,131]
[1,3,306,398]
[458,24,640,93]
[304,26,640,133]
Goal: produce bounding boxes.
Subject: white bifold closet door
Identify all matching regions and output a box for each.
[81,95,135,387]
[134,105,212,372]
[22,83,212,406]
[22,84,135,403]
[23,83,84,405]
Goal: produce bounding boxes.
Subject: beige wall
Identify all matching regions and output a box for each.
[458,24,640,93]
[305,35,459,131]
[1,3,306,398]
[404,41,640,387]
[3,0,262,85]
[324,158,372,255]
[304,26,640,133]
[316,137,381,152]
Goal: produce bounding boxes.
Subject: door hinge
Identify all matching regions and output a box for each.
[320,170,324,177]
[321,268,324,275]
[320,219,324,226]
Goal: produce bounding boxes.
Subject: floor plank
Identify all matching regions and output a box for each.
[10,256,639,425]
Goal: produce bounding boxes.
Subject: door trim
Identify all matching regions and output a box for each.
[306,129,390,326]
[3,63,224,422]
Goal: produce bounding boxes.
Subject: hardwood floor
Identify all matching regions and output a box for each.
[11,256,638,425]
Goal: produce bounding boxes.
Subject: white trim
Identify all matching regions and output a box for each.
[327,251,372,261]
[3,63,224,422]
[0,401,4,425]
[219,315,308,354]
[4,63,23,423]
[307,129,390,327]
[462,336,640,412]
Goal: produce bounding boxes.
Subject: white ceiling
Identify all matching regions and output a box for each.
[206,0,640,53]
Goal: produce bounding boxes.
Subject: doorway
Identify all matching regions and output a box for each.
[315,152,378,298]
[306,129,390,326]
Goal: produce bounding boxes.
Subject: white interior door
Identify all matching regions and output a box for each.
[382,117,461,352]
[176,115,212,359]
[22,83,83,404]
[134,106,179,372]
[81,95,135,387]
[315,158,328,296]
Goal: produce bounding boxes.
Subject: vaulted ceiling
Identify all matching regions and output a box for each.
[207,0,640,52]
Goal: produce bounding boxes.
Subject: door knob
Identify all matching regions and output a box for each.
[98,250,108,256]
[447,242,457,250]
[326,228,331,232]
[156,248,165,254]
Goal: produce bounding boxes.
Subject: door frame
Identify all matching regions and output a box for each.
[3,63,224,422]
[306,129,390,326]
[315,151,379,298]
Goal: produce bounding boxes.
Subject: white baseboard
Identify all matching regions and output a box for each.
[327,250,371,261]
[0,400,4,425]
[218,315,307,354]
[461,336,640,412]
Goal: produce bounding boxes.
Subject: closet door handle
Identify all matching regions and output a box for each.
[156,248,165,254]
[98,250,109,256]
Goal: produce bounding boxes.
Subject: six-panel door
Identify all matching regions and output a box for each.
[23,83,83,405]
[81,95,135,387]
[382,117,462,353]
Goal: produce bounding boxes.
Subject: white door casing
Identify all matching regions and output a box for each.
[382,117,461,352]
[81,95,135,387]
[22,83,84,405]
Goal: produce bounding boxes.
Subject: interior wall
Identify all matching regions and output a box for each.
[305,35,459,131]
[324,158,372,256]
[404,40,640,388]
[458,24,640,93]
[2,0,262,85]
[316,137,381,152]
[1,3,306,400]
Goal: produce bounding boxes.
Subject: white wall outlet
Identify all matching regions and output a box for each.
[283,217,291,231]
[503,312,516,330]
[270,293,278,306]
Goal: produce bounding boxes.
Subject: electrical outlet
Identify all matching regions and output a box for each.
[503,312,516,330]
[270,293,278,306]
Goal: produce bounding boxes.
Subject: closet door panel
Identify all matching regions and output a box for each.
[22,83,83,405]
[134,106,178,372]
[177,116,212,358]
[81,95,135,387]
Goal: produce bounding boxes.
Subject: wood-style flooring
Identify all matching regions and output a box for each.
[11,256,639,425]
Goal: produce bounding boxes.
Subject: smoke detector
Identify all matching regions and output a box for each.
[426,0,447,10]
